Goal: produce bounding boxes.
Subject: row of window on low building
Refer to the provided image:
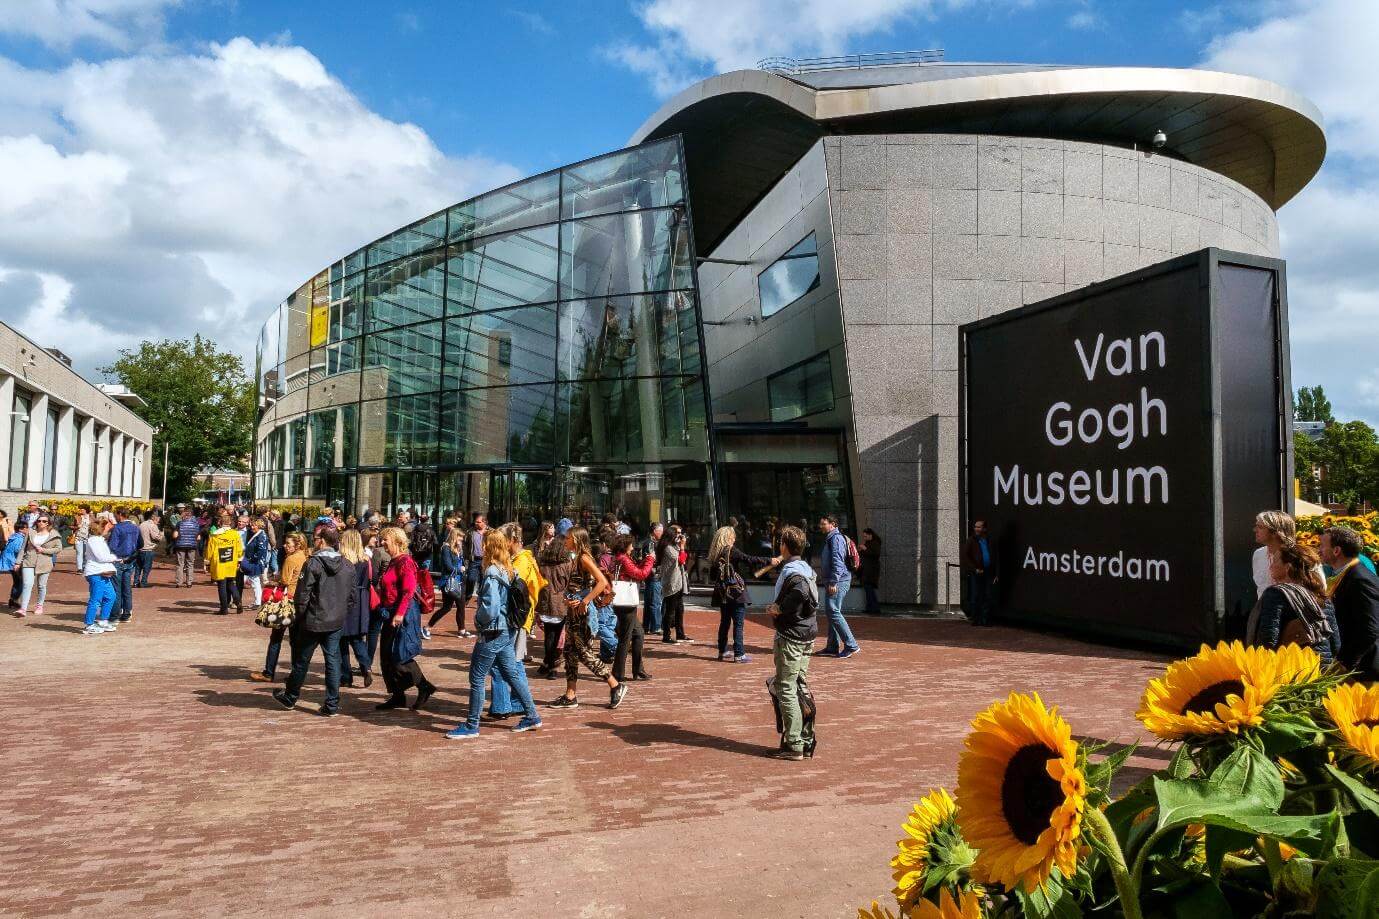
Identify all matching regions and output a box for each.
[4,379,145,497]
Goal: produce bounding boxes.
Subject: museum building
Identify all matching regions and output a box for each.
[252,53,1325,605]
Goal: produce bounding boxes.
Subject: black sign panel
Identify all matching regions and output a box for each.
[959,250,1288,649]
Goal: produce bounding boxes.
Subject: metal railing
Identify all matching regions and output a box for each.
[757,49,945,75]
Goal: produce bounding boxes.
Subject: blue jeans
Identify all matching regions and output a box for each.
[642,578,663,634]
[281,626,343,713]
[465,629,537,729]
[136,549,155,586]
[264,627,285,678]
[717,601,747,658]
[821,577,858,653]
[488,630,525,715]
[113,561,135,617]
[84,575,116,626]
[365,607,386,671]
[596,604,618,662]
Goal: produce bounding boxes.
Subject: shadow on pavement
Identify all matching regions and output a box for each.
[22,621,84,633]
[193,689,284,710]
[586,720,778,758]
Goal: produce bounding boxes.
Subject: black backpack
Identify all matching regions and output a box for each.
[411,524,436,555]
[505,575,531,632]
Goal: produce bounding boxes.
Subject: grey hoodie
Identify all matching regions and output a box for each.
[772,558,819,643]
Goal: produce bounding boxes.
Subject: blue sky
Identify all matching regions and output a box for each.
[0,1,1375,425]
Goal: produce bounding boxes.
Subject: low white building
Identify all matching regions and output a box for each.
[0,320,153,507]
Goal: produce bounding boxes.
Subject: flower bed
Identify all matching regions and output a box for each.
[861,641,1379,917]
[1297,512,1379,565]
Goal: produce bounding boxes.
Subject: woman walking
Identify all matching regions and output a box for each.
[609,533,656,681]
[2,518,24,608]
[707,525,778,663]
[424,523,466,640]
[240,517,271,609]
[535,521,568,679]
[17,513,63,617]
[251,532,308,682]
[338,529,375,688]
[445,529,542,738]
[859,528,882,614]
[550,526,627,710]
[1253,540,1341,665]
[375,526,436,711]
[81,518,120,635]
[205,511,243,615]
[656,525,690,644]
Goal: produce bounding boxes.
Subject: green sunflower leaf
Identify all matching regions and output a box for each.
[1315,857,1379,919]
[1327,764,1379,818]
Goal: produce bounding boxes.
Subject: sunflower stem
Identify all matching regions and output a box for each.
[1083,807,1143,919]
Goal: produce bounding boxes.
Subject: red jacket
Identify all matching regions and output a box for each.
[612,551,656,582]
[378,554,420,617]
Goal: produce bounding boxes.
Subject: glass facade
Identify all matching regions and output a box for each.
[757,232,821,318]
[767,352,834,422]
[253,137,714,537]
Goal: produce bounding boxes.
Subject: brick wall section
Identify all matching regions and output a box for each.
[825,134,1280,604]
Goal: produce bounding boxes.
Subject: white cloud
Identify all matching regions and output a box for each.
[0,37,521,377]
[1200,0,1379,425]
[607,0,966,97]
[0,0,180,50]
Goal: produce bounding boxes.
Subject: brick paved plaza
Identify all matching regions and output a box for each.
[1,558,1169,918]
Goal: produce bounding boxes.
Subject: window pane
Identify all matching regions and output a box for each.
[307,405,358,469]
[329,272,364,341]
[344,248,365,275]
[282,280,315,359]
[362,320,444,398]
[768,352,834,422]
[445,225,558,314]
[442,305,556,390]
[558,462,711,538]
[365,250,445,332]
[257,305,282,417]
[758,233,821,318]
[561,138,684,220]
[440,384,556,465]
[558,290,701,380]
[359,394,441,467]
[557,376,708,464]
[560,208,693,300]
[367,212,446,267]
[447,172,560,243]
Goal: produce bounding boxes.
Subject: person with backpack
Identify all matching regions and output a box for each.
[766,525,819,761]
[444,529,541,738]
[818,514,860,659]
[486,522,544,715]
[707,525,780,664]
[410,516,437,571]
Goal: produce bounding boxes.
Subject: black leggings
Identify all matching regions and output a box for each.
[661,592,686,641]
[613,605,644,680]
[428,590,465,631]
[540,619,564,672]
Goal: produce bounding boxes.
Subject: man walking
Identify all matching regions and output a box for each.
[136,510,161,588]
[273,527,353,717]
[410,515,437,571]
[107,508,141,622]
[173,506,200,587]
[767,526,819,761]
[1321,526,1379,682]
[961,519,999,627]
[818,515,859,658]
[465,513,488,626]
[640,522,664,635]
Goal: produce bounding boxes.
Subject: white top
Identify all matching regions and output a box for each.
[1252,546,1273,592]
[83,535,118,576]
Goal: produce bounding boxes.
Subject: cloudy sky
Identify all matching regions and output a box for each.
[0,0,1374,424]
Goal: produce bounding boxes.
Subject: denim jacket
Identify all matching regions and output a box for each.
[822,528,849,587]
[474,564,511,634]
[0,533,24,572]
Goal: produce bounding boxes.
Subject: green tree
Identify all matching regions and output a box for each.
[1295,385,1334,423]
[1293,431,1323,503]
[100,336,255,501]
[1315,420,1379,512]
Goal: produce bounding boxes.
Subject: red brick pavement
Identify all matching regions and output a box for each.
[0,558,1171,918]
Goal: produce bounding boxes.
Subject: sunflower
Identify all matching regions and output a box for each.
[1136,642,1320,741]
[1323,683,1379,770]
[857,902,899,919]
[911,888,984,919]
[891,788,959,908]
[957,692,1086,892]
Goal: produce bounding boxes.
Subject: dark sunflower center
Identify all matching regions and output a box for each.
[1002,744,1063,846]
[1356,718,1379,729]
[1180,680,1246,717]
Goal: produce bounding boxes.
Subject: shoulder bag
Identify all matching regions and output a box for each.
[611,559,640,608]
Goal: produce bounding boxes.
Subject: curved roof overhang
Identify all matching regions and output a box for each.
[631,66,1326,253]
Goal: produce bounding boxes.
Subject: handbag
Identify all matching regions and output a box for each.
[610,558,640,607]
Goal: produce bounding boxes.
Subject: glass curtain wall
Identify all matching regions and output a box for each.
[252,136,713,538]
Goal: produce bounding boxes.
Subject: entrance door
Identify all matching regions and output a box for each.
[490,470,556,544]
[438,470,490,524]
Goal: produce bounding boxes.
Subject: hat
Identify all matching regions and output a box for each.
[555,517,574,536]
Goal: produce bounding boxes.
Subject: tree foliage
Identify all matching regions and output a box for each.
[100,336,255,501]
[1295,385,1334,423]
[1316,420,1379,511]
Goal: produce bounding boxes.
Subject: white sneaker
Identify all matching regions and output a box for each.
[421,627,432,640]
[99,621,117,632]
[82,624,103,635]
